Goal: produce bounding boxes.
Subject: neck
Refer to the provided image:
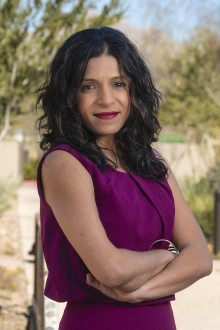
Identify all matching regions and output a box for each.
[96,136,127,170]
[96,136,119,166]
[96,136,116,153]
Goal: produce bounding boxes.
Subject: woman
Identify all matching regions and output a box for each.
[36,26,212,329]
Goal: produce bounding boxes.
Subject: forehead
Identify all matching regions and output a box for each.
[83,55,123,78]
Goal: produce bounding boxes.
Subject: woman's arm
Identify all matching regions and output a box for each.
[42,150,174,288]
[131,171,213,300]
[87,171,213,302]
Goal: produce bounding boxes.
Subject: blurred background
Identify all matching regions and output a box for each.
[0,0,219,329]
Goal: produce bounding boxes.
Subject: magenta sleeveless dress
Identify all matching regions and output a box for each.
[37,144,176,330]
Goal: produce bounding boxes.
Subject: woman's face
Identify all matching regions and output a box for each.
[78,55,130,141]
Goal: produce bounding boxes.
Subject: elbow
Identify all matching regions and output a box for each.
[202,247,213,276]
[102,265,127,288]
[90,248,128,288]
[202,257,213,277]
[98,261,127,288]
[187,244,213,279]
[197,252,213,278]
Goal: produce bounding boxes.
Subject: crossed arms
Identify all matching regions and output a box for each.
[42,150,213,303]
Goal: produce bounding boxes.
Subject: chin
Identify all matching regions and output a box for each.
[95,130,119,137]
[90,124,122,136]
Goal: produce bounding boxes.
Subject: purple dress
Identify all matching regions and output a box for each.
[37,144,176,330]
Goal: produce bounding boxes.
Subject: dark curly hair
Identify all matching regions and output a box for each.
[36,26,168,179]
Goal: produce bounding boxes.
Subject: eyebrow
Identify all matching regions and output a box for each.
[82,75,127,82]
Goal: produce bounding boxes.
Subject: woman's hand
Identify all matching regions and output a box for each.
[86,273,145,304]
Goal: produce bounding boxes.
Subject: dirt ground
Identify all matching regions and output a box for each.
[0,201,29,330]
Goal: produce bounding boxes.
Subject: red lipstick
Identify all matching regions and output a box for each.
[94,112,119,120]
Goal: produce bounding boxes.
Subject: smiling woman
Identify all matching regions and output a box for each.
[36,26,212,330]
[36,26,164,175]
[78,55,131,142]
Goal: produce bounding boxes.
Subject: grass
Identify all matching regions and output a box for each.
[159,132,186,143]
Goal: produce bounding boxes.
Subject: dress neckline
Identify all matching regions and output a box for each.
[107,165,131,174]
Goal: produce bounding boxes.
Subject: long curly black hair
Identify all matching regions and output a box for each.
[36,26,168,179]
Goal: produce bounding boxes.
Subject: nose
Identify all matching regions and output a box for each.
[97,85,115,107]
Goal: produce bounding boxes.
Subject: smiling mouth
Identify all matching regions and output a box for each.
[94,112,119,119]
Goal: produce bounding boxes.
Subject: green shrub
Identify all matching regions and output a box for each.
[182,177,214,242]
[23,158,39,180]
[207,160,220,191]
[0,179,18,216]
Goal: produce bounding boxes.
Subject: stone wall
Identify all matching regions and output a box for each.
[0,140,210,183]
[155,143,209,182]
[0,140,25,181]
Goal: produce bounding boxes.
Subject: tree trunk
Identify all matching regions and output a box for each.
[0,60,18,142]
[0,101,12,141]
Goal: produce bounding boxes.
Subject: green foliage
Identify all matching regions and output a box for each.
[23,158,39,180]
[0,179,18,216]
[160,27,220,140]
[207,160,220,191]
[0,0,125,134]
[182,177,214,242]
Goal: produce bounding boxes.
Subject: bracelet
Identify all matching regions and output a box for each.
[149,239,180,256]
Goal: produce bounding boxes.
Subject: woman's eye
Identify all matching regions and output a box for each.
[114,82,126,88]
[81,84,95,91]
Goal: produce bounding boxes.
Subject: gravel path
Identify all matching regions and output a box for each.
[0,202,29,330]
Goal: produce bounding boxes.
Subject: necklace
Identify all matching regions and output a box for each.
[96,139,127,170]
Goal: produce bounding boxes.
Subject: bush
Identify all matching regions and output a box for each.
[182,177,214,242]
[207,160,220,191]
[23,158,39,180]
[0,179,18,216]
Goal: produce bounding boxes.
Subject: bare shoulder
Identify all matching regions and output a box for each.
[41,149,120,286]
[41,149,94,212]
[166,170,180,191]
[42,149,91,180]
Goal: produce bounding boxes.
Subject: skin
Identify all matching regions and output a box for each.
[86,171,213,303]
[42,54,213,304]
[78,55,130,170]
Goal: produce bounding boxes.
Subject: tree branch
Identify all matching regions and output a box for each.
[0,60,18,142]
[203,85,220,108]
